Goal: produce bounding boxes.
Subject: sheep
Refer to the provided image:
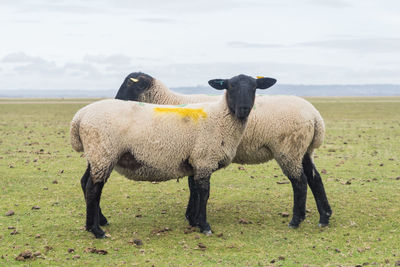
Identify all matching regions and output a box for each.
[71,74,277,238]
[113,72,332,229]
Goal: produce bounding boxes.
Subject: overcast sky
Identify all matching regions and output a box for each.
[1,0,400,90]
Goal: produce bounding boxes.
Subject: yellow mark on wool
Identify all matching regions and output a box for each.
[154,107,207,122]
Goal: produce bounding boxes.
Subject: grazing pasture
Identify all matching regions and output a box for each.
[0,97,399,266]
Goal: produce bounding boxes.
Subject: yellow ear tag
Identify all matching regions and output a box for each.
[256,76,264,79]
[130,78,139,82]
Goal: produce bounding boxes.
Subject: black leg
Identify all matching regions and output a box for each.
[302,153,332,226]
[185,175,199,226]
[288,172,308,228]
[193,176,212,235]
[98,208,109,226]
[85,177,106,238]
[81,165,109,226]
[80,165,91,194]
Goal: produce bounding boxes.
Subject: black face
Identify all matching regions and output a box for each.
[208,74,276,121]
[115,72,154,101]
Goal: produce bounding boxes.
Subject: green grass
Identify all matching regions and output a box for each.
[0,97,399,266]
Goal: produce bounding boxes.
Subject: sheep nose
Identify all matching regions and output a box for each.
[239,106,250,114]
[236,106,251,120]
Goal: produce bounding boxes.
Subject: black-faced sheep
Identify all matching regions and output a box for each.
[113,72,332,229]
[72,74,276,238]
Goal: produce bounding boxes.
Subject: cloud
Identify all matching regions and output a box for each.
[227,38,400,54]
[6,0,107,14]
[307,0,351,8]
[63,62,102,77]
[0,52,115,89]
[1,50,400,90]
[1,52,46,63]
[297,38,400,53]
[13,61,63,75]
[0,18,40,23]
[145,61,340,86]
[143,60,400,86]
[105,0,240,13]
[136,18,177,23]
[83,54,132,65]
[226,41,286,49]
[4,0,251,16]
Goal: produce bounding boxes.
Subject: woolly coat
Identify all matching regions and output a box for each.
[70,97,246,183]
[137,79,325,179]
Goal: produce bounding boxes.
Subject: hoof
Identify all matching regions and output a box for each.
[199,222,212,234]
[188,221,197,227]
[100,221,109,226]
[88,227,106,239]
[318,223,329,228]
[288,220,300,228]
[185,215,197,227]
[94,233,106,239]
[289,216,303,228]
[187,220,197,227]
[99,215,109,226]
[202,230,212,236]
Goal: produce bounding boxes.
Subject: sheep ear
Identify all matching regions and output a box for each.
[208,79,228,90]
[256,77,277,89]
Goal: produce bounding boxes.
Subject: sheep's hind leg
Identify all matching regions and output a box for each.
[288,172,308,228]
[85,165,111,239]
[185,176,199,227]
[302,153,332,227]
[80,165,109,226]
[193,175,212,235]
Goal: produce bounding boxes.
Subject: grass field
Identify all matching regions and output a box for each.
[0,97,399,266]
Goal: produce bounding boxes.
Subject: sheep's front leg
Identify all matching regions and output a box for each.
[193,174,212,235]
[185,175,199,227]
[80,164,109,226]
[288,172,308,228]
[85,177,106,238]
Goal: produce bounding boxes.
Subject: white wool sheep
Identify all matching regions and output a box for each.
[71,74,276,238]
[72,99,245,183]
[114,72,332,229]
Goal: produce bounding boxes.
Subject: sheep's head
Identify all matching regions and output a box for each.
[208,74,276,121]
[115,72,154,101]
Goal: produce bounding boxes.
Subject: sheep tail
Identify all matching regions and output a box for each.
[70,110,84,152]
[309,111,325,153]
